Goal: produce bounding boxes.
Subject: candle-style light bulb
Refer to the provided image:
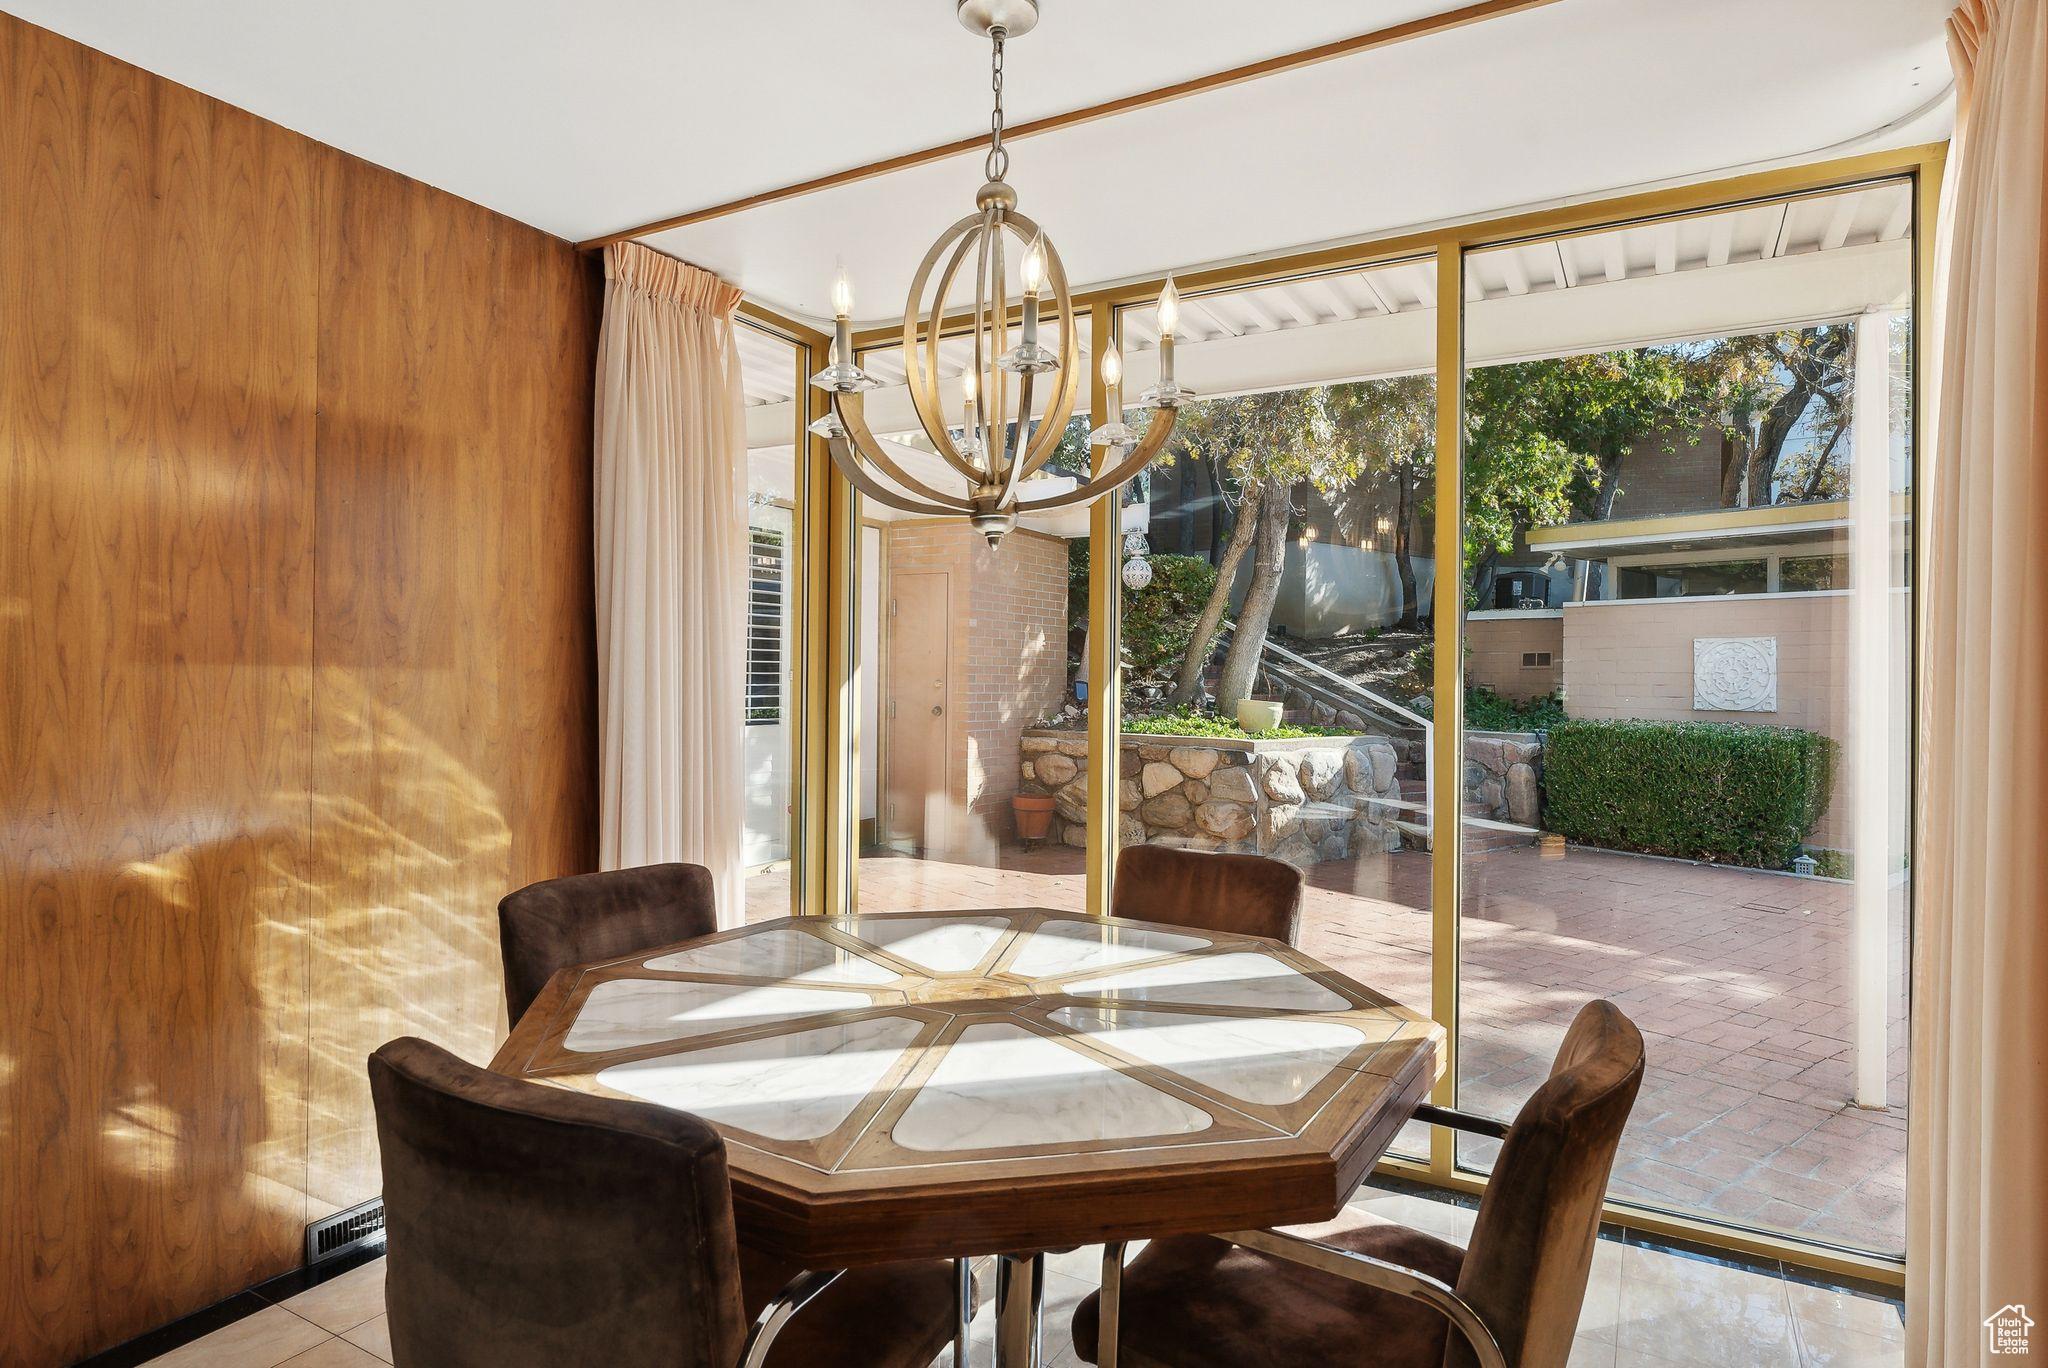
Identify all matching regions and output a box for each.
[1087,340,1137,449]
[829,271,855,385]
[959,370,981,459]
[1022,237,1046,296]
[1157,276,1179,392]
[1020,236,1045,353]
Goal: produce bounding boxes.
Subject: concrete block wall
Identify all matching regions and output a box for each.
[1467,611,1564,699]
[1560,592,1909,850]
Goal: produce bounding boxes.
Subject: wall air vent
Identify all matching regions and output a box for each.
[305,1197,385,1265]
[1522,652,1553,668]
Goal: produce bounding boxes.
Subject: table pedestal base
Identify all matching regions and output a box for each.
[993,1252,1046,1367]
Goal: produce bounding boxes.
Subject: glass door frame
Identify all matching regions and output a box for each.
[781,140,1945,1286]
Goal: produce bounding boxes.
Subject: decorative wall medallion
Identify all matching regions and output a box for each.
[1693,636,1777,712]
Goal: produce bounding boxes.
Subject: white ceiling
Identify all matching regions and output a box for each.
[1,0,1477,242]
[645,0,1951,322]
[8,0,1952,327]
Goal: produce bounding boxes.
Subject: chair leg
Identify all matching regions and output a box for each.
[955,1257,974,1366]
[1098,1242,1125,1368]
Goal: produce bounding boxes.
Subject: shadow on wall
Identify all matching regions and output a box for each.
[298,666,513,1219]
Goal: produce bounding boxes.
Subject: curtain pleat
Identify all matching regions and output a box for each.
[1909,3,2048,1361]
[593,243,748,927]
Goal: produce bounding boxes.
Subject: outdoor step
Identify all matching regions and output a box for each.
[1387,817,1540,855]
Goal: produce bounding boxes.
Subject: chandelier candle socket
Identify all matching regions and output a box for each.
[958,370,983,457]
[1158,277,1178,387]
[809,0,1182,546]
[1141,275,1194,409]
[1088,340,1141,450]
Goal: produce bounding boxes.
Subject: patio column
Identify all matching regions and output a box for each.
[1848,305,1895,1109]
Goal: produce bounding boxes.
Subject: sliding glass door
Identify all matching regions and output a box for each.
[733,319,808,921]
[787,145,1937,1270]
[1108,268,1443,1153]
[847,322,1095,914]
[1456,182,1915,1256]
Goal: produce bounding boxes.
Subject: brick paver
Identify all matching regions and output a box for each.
[744,836,1908,1254]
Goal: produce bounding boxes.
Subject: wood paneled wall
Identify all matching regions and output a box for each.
[0,15,600,1364]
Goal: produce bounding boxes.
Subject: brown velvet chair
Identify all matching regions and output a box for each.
[1073,1000,1645,1368]
[1111,844,1305,945]
[498,863,720,1024]
[370,1037,966,1368]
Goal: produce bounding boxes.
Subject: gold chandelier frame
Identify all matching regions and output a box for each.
[815,0,1180,545]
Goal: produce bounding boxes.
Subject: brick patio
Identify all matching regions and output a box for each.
[745,837,1908,1254]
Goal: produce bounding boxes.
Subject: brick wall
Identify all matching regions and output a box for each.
[882,522,1069,859]
[1604,425,1733,520]
[1467,612,1564,699]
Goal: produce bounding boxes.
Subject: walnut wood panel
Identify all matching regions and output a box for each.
[302,144,598,1220]
[0,14,599,1364]
[0,17,320,1363]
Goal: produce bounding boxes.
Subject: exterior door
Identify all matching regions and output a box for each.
[884,570,950,853]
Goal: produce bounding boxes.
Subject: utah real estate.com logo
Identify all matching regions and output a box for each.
[1985,1304,2034,1356]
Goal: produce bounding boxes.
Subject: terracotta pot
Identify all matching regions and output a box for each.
[1012,793,1056,842]
[1236,699,1284,732]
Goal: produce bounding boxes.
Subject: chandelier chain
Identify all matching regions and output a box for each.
[986,28,1009,183]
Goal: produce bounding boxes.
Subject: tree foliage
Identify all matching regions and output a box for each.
[1127,320,1866,708]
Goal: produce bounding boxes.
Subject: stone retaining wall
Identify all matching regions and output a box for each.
[1464,730,1544,826]
[1019,730,1408,867]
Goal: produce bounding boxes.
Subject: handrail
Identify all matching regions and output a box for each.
[1248,634,1434,732]
[1217,628,1437,835]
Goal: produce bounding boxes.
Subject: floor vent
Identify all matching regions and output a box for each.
[305,1198,385,1265]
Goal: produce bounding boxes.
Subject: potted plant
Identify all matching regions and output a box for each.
[1236,698,1284,732]
[1012,792,1056,844]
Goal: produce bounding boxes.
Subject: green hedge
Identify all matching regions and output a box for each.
[1542,719,1837,868]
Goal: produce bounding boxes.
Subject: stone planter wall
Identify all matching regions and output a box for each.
[1019,729,1407,868]
[1464,730,1544,826]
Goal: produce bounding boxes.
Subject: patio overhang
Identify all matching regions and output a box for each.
[1524,494,1910,559]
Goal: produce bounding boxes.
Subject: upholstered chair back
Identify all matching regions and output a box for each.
[497,862,718,1022]
[1112,845,1306,945]
[370,1036,749,1368]
[1450,1000,1646,1368]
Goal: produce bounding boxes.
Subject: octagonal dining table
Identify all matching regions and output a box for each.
[491,906,1443,1368]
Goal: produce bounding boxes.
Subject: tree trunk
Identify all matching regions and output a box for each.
[1168,482,1263,705]
[1719,431,1752,508]
[1174,454,1196,554]
[1200,456,1224,562]
[1215,484,1294,713]
[1579,448,1630,601]
[1393,465,1419,629]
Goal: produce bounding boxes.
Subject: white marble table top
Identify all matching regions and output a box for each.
[497,907,1440,1191]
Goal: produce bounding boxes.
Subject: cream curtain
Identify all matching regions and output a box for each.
[594,243,748,927]
[1909,2,2048,1361]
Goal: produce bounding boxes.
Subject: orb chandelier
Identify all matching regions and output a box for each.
[809,0,1190,547]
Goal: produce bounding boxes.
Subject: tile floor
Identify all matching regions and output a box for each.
[133,1184,1903,1368]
